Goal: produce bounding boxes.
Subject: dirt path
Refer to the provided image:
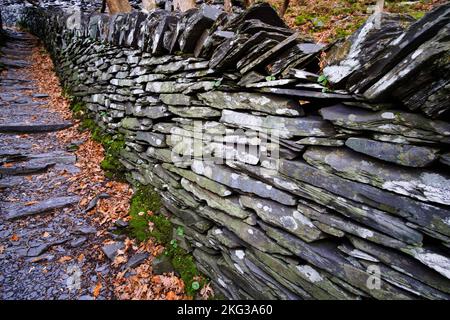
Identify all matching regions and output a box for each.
[0,29,190,301]
[0,29,119,300]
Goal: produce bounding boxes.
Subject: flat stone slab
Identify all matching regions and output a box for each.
[5,196,80,220]
[0,161,55,175]
[345,137,440,167]
[102,242,124,261]
[0,122,73,133]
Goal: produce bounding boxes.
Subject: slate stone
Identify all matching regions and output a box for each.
[320,104,450,143]
[259,222,413,299]
[181,178,249,219]
[168,105,221,119]
[179,5,222,53]
[346,4,450,94]
[70,237,87,248]
[236,161,424,246]
[136,131,166,147]
[220,110,336,139]
[323,12,414,87]
[198,91,303,116]
[304,147,450,206]
[160,93,192,105]
[348,236,450,294]
[6,196,80,220]
[192,160,297,206]
[198,206,290,255]
[163,163,232,197]
[365,24,450,118]
[102,242,124,261]
[239,195,323,242]
[0,122,72,133]
[125,252,149,269]
[345,137,439,167]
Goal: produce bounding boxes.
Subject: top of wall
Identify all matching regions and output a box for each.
[20,2,450,119]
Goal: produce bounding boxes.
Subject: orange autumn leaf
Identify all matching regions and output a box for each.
[166,291,177,300]
[77,253,85,262]
[93,282,102,298]
[10,234,20,241]
[2,162,14,168]
[58,256,72,263]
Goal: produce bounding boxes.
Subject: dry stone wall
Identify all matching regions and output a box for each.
[14,3,450,299]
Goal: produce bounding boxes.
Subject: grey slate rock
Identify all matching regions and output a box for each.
[125,252,149,269]
[304,147,450,206]
[102,242,124,261]
[345,137,440,167]
[199,91,303,116]
[6,196,80,220]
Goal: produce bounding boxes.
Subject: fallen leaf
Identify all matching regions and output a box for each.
[0,245,4,254]
[42,231,50,238]
[10,234,20,241]
[77,253,85,262]
[93,281,102,298]
[2,163,14,168]
[58,256,72,263]
[25,201,39,206]
[166,291,177,300]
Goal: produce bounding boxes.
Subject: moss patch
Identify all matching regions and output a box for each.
[127,183,207,297]
[128,184,168,242]
[67,96,207,298]
[164,243,207,297]
[68,99,126,180]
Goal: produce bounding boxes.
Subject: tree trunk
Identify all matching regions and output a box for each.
[101,0,107,13]
[279,0,290,17]
[244,0,253,8]
[142,0,156,11]
[224,0,232,13]
[105,0,132,14]
[375,0,385,13]
[173,0,196,12]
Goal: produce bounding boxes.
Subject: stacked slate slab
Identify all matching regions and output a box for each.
[16,2,450,300]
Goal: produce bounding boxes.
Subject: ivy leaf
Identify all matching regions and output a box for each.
[191,281,200,291]
[318,74,328,86]
[265,75,276,82]
[176,226,184,237]
[170,239,178,249]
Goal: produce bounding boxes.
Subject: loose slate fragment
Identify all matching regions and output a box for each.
[6,196,80,220]
[345,138,439,167]
[0,122,72,133]
[198,91,303,116]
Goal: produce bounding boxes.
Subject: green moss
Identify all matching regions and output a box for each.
[128,184,166,242]
[68,99,126,180]
[165,245,207,297]
[127,183,207,297]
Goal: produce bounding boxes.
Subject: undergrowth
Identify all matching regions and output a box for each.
[67,95,207,298]
[127,183,207,297]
